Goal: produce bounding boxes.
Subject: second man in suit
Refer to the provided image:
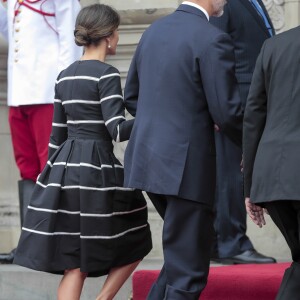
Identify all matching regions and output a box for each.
[210,0,276,264]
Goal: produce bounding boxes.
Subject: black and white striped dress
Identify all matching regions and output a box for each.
[14,60,152,277]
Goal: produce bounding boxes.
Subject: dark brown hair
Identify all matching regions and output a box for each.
[74,4,120,47]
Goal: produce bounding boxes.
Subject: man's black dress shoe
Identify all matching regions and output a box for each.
[211,249,276,265]
[0,248,15,264]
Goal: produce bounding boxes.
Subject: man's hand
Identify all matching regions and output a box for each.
[245,197,266,228]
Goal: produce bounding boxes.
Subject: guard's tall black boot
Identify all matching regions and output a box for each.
[0,179,35,264]
[18,179,35,227]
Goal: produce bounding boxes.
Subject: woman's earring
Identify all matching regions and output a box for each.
[108,44,111,49]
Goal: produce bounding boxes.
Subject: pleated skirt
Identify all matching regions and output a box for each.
[14,138,152,277]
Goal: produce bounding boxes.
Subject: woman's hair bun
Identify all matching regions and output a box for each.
[74,4,120,47]
[74,26,91,46]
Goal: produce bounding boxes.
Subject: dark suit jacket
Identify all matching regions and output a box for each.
[124,4,243,204]
[243,26,300,203]
[210,0,274,106]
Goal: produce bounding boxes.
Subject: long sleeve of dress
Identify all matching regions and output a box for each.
[98,66,134,142]
[48,82,68,159]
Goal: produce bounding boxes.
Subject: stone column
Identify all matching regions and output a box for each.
[283,0,300,30]
[263,0,285,33]
[263,0,300,33]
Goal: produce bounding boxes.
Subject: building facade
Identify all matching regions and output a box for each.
[0,0,298,259]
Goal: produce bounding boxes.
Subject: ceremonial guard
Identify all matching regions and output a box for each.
[0,0,82,263]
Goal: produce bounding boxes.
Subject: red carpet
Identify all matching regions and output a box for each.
[132,262,290,300]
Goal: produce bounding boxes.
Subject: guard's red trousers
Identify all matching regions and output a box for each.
[9,104,54,181]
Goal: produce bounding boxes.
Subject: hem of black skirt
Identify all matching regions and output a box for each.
[86,241,153,277]
[13,243,152,278]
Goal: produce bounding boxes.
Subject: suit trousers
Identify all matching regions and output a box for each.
[9,104,53,181]
[147,193,214,300]
[213,131,253,257]
[264,200,300,300]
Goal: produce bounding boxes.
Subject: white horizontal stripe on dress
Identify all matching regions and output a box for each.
[100,94,123,104]
[99,73,120,81]
[56,75,99,84]
[22,224,148,239]
[22,227,80,236]
[67,120,105,124]
[114,165,123,168]
[37,182,61,188]
[81,205,147,217]
[36,181,134,191]
[62,100,101,105]
[105,116,126,126]
[81,224,148,239]
[54,99,62,103]
[27,204,147,217]
[28,205,80,214]
[46,161,123,170]
[49,143,59,149]
[52,123,67,127]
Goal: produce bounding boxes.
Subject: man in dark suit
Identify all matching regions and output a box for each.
[209,0,276,264]
[124,1,243,299]
[243,25,300,300]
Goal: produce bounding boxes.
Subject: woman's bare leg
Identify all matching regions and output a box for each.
[96,260,141,300]
[57,268,87,300]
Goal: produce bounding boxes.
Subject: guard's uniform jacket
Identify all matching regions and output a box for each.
[0,0,82,106]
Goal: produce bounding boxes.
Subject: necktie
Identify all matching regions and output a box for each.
[250,0,273,36]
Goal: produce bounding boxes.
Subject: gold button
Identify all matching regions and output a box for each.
[18,0,24,3]
[15,28,20,33]
[16,20,20,23]
[15,49,19,53]
[14,59,18,63]
[15,39,19,43]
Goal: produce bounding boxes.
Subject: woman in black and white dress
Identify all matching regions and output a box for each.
[14,4,152,300]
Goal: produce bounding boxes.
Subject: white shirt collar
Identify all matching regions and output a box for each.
[182,1,209,20]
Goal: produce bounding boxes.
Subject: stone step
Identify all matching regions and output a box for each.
[0,255,292,300]
[0,259,163,300]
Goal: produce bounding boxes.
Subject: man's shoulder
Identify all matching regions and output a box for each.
[256,26,300,67]
[271,25,300,41]
[264,26,300,49]
[141,8,232,51]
